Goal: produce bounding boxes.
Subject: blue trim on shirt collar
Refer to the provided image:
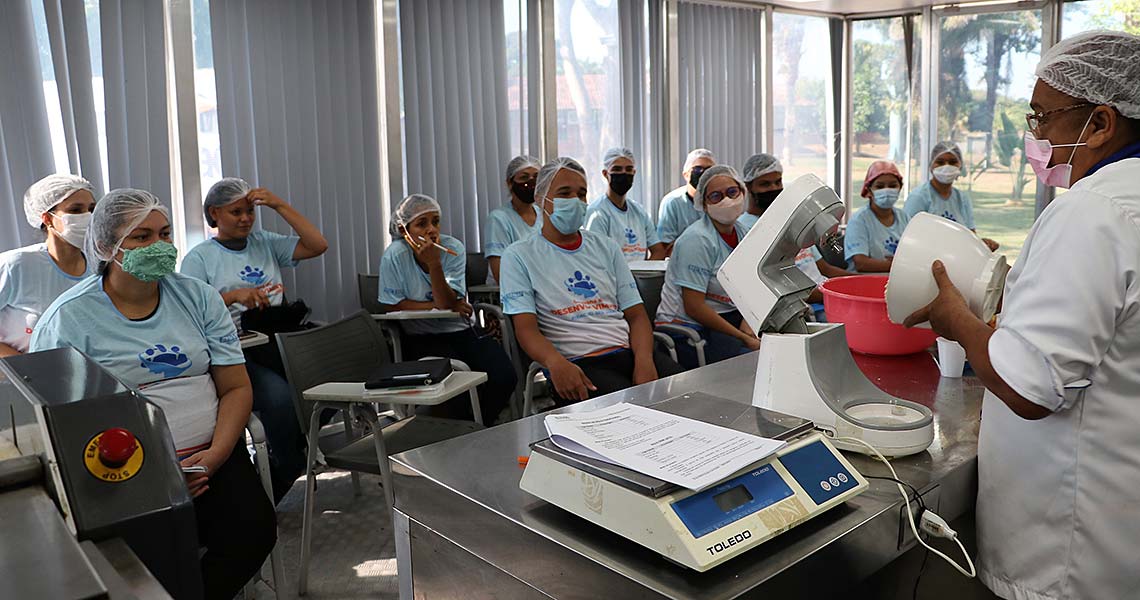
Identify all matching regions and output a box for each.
[1086,140,1140,178]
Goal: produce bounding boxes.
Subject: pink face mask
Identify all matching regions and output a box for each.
[1024,111,1094,189]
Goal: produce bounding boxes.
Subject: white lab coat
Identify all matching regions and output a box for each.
[978,158,1140,600]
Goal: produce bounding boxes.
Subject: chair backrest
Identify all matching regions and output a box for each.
[357,273,383,314]
[276,310,392,429]
[634,273,666,321]
[466,252,488,288]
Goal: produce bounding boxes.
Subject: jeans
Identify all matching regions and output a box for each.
[246,360,306,503]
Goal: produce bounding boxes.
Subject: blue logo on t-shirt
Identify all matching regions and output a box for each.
[239,265,268,285]
[566,271,598,299]
[138,344,192,377]
[885,236,900,255]
[624,227,638,245]
[941,210,957,222]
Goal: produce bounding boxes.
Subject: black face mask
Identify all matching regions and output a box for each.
[750,189,782,212]
[688,167,707,189]
[511,181,536,204]
[608,173,635,196]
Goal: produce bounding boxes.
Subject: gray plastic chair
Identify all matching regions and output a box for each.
[636,272,706,367]
[356,273,383,314]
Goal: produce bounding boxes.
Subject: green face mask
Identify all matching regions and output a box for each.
[117,240,178,282]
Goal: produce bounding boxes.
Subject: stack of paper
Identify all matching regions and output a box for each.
[545,403,786,491]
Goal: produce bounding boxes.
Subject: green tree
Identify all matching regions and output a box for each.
[852,39,890,153]
[1091,0,1140,33]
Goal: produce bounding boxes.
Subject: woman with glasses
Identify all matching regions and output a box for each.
[903,142,999,251]
[655,165,759,369]
[845,160,911,273]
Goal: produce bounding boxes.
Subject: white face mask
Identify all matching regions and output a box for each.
[932,165,961,185]
[50,212,92,249]
[707,196,746,225]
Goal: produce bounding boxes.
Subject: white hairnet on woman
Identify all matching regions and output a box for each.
[683,148,716,172]
[930,142,964,172]
[693,165,744,212]
[203,178,252,227]
[603,147,635,170]
[23,174,94,229]
[389,193,442,238]
[87,189,170,264]
[534,157,587,202]
[741,153,782,183]
[504,155,542,182]
[1036,29,1140,119]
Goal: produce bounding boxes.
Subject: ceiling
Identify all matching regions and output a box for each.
[750,0,1032,17]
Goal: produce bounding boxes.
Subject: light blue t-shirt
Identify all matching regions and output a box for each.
[657,186,703,244]
[844,206,911,270]
[378,235,470,336]
[180,230,300,322]
[483,203,542,259]
[903,181,975,229]
[656,216,744,326]
[584,194,661,263]
[0,243,92,352]
[500,230,642,359]
[736,212,760,232]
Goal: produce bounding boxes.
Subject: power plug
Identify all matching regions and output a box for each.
[920,510,957,539]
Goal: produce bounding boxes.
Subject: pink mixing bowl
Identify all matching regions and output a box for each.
[820,275,938,356]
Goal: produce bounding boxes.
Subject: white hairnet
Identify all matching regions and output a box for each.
[203,177,252,227]
[930,141,964,172]
[505,155,541,182]
[683,148,716,173]
[23,174,94,228]
[741,153,783,182]
[390,194,442,237]
[1036,30,1140,120]
[602,147,635,170]
[693,165,744,213]
[87,189,170,263]
[534,157,587,203]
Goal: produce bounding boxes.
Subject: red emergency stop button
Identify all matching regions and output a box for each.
[98,428,137,468]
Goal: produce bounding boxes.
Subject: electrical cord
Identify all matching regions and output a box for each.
[862,474,932,599]
[863,475,927,512]
[835,436,976,579]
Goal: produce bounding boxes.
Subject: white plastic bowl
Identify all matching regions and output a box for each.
[886,212,1009,328]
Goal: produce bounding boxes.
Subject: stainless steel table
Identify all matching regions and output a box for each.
[389,351,983,600]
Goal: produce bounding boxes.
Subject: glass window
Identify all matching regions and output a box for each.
[937,10,1042,263]
[192,0,221,219]
[1062,0,1140,36]
[850,17,923,204]
[772,13,832,186]
[554,0,622,198]
[505,0,530,159]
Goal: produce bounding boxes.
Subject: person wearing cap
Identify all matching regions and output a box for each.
[378,194,516,423]
[0,174,96,357]
[904,30,1140,600]
[657,148,716,250]
[500,157,682,405]
[180,178,326,502]
[584,147,665,263]
[904,142,999,251]
[484,155,543,283]
[31,189,276,600]
[845,160,910,273]
[656,165,759,369]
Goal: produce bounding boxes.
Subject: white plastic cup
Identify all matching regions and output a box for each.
[936,337,966,378]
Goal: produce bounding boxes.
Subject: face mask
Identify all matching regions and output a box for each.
[932,165,960,185]
[511,181,536,204]
[872,188,900,209]
[608,173,634,196]
[50,212,91,249]
[750,189,782,212]
[707,196,745,225]
[1024,111,1094,189]
[688,167,707,189]
[543,197,586,234]
[117,241,178,282]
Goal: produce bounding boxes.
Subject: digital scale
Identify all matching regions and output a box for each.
[519,394,868,571]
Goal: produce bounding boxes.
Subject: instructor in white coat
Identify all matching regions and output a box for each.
[905,31,1140,600]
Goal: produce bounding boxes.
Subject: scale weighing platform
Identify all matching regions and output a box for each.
[519,394,869,572]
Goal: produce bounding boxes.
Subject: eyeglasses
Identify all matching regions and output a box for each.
[706,186,743,204]
[1025,103,1093,134]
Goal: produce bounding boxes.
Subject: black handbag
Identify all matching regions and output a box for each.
[240,299,312,335]
[365,358,453,390]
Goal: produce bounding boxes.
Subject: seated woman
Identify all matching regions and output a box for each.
[181,177,328,503]
[501,157,682,405]
[378,194,517,423]
[655,165,760,370]
[1,174,96,357]
[904,142,999,251]
[657,148,716,251]
[31,189,275,600]
[845,160,911,273]
[484,155,543,283]
[584,146,665,262]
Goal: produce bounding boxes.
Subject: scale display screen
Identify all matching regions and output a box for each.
[671,465,793,538]
[713,486,754,512]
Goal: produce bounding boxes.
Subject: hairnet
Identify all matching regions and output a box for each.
[534,156,588,203]
[683,148,716,173]
[741,153,783,182]
[861,160,903,199]
[87,189,171,263]
[930,142,964,172]
[602,147,635,170]
[693,165,744,213]
[390,194,442,238]
[203,177,252,227]
[1035,30,1140,120]
[23,174,94,228]
[504,155,541,182]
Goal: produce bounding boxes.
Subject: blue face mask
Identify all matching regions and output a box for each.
[872,188,899,209]
[544,196,586,235]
